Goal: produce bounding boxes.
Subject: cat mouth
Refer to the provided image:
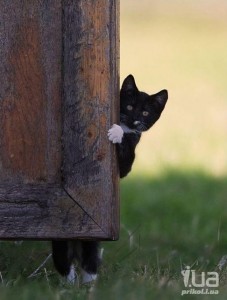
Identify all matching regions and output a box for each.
[124,121,146,133]
[134,122,149,132]
[120,119,146,133]
[133,121,143,132]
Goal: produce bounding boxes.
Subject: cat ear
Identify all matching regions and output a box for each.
[121,75,138,92]
[153,89,168,110]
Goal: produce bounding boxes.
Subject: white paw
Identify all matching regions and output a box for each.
[81,270,97,284]
[107,124,124,144]
[67,264,76,284]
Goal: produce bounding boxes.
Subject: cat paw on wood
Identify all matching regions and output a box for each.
[108,124,124,144]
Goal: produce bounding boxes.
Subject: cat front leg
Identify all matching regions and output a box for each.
[107,124,124,144]
[52,240,77,283]
[81,241,101,284]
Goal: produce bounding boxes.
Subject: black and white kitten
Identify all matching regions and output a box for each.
[108,74,168,177]
[52,75,168,284]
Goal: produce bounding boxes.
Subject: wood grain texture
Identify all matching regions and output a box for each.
[0,0,119,240]
[63,0,120,239]
[0,1,62,183]
[0,184,106,240]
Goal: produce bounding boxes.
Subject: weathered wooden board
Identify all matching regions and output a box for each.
[0,0,119,240]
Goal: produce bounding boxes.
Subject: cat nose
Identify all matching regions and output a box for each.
[133,121,141,125]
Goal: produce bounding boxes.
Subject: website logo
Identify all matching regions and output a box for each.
[181,266,219,296]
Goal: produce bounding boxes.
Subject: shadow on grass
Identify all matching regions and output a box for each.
[103,169,227,275]
[0,168,227,300]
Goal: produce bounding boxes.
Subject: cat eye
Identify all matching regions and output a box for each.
[142,111,149,116]
[126,105,133,111]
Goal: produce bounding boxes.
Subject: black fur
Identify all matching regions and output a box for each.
[52,240,100,278]
[118,74,168,177]
[80,241,100,274]
[52,74,168,280]
[52,240,73,276]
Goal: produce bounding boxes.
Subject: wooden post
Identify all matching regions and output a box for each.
[0,1,119,240]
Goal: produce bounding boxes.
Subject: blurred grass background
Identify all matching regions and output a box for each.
[121,0,227,175]
[0,1,227,299]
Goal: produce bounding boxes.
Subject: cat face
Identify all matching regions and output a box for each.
[120,75,168,132]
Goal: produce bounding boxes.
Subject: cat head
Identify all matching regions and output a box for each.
[120,75,168,132]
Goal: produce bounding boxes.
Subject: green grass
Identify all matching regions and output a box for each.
[1,170,227,299]
[1,1,227,299]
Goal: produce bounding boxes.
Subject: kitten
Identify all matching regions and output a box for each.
[108,74,168,177]
[52,75,168,284]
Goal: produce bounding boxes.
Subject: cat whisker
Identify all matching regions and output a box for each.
[136,123,148,132]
